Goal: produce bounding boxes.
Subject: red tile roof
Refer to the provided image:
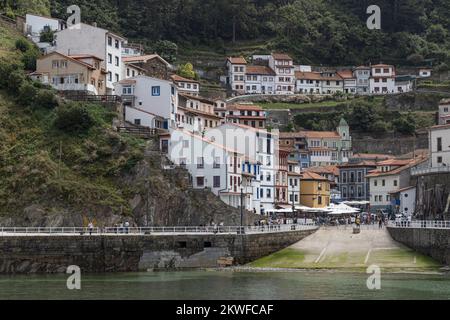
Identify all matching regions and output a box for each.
[272,53,293,60]
[304,131,340,139]
[294,71,323,80]
[227,104,263,111]
[337,70,354,79]
[170,74,199,84]
[301,171,328,181]
[306,165,339,176]
[227,57,247,64]
[246,65,276,76]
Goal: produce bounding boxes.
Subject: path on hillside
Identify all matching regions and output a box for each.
[250,225,441,271]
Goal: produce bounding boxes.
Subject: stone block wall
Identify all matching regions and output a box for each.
[0,228,316,274]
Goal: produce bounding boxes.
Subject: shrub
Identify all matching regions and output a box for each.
[7,70,26,93]
[34,89,59,109]
[15,38,31,52]
[17,82,38,106]
[54,103,95,133]
[22,49,39,70]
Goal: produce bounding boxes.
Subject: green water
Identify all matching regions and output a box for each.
[1,270,450,300]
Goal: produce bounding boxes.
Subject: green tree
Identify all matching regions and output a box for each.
[177,63,197,79]
[54,103,94,133]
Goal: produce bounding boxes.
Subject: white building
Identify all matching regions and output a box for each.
[24,13,66,39]
[354,66,371,95]
[429,123,450,167]
[369,64,396,94]
[176,94,223,133]
[287,161,301,207]
[168,129,246,209]
[366,157,427,213]
[389,186,416,216]
[123,62,146,80]
[204,122,279,214]
[320,70,343,94]
[438,99,450,125]
[337,70,357,94]
[394,75,414,93]
[268,53,295,94]
[418,67,432,78]
[295,71,322,94]
[114,75,178,129]
[171,74,200,96]
[226,57,247,94]
[245,65,276,94]
[54,23,126,94]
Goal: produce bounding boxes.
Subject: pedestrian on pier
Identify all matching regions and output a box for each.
[88,222,94,235]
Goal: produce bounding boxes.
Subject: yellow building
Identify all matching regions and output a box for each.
[32,51,107,95]
[300,171,330,208]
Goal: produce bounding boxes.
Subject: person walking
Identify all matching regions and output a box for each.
[88,222,94,235]
[378,216,383,229]
[124,221,130,234]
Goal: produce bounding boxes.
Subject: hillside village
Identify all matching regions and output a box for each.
[4,13,450,220]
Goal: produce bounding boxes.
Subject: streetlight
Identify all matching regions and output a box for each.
[291,184,295,224]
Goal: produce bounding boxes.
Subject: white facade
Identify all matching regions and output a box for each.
[204,123,278,213]
[354,67,371,95]
[396,187,416,216]
[114,75,178,129]
[430,125,450,167]
[245,74,275,94]
[226,58,246,94]
[25,14,65,36]
[370,65,396,94]
[123,63,145,80]
[54,23,126,93]
[268,54,295,94]
[438,100,450,125]
[369,174,402,208]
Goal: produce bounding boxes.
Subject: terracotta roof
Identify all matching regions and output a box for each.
[170,74,199,84]
[123,54,169,65]
[352,153,394,160]
[430,123,450,130]
[337,70,354,79]
[304,131,340,139]
[301,171,328,181]
[279,132,307,139]
[272,53,293,60]
[69,54,103,61]
[320,73,343,81]
[366,157,428,178]
[305,165,339,176]
[246,65,276,76]
[118,79,136,84]
[376,159,414,166]
[227,104,263,111]
[439,98,450,105]
[294,71,322,80]
[388,186,416,194]
[178,106,223,120]
[179,93,215,105]
[38,51,96,70]
[338,160,378,168]
[227,57,247,64]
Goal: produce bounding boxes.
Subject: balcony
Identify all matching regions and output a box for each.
[51,83,98,95]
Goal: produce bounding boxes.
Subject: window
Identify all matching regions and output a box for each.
[318,196,322,205]
[152,86,160,96]
[437,156,443,164]
[115,39,119,49]
[393,180,398,187]
[196,177,204,187]
[197,157,204,169]
[122,86,133,95]
[108,36,112,46]
[108,54,112,64]
[382,180,385,186]
[108,72,112,82]
[134,119,141,125]
[213,176,220,188]
[266,189,271,198]
[437,137,442,152]
[115,56,119,66]
[374,180,377,187]
[115,74,119,82]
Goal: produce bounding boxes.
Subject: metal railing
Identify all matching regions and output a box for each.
[0,223,317,236]
[387,220,450,229]
[411,166,450,176]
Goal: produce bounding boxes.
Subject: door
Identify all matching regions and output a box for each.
[161,139,169,153]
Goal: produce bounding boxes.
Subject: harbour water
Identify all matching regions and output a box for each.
[1,270,450,300]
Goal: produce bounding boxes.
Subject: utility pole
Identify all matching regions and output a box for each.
[240,187,245,234]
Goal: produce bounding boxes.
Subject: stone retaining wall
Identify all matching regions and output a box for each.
[387,227,450,265]
[0,228,316,273]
